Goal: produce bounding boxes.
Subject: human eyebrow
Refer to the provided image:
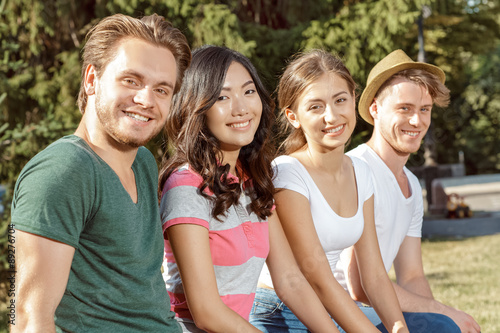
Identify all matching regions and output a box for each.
[156,80,175,92]
[305,98,323,104]
[395,103,414,108]
[304,91,348,104]
[120,70,144,81]
[120,70,174,91]
[332,91,349,98]
[242,80,255,88]
[220,80,255,92]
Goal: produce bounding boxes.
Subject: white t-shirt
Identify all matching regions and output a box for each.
[259,154,374,288]
[335,144,423,290]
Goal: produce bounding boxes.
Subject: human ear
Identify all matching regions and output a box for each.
[285,108,300,129]
[84,64,97,95]
[368,99,378,121]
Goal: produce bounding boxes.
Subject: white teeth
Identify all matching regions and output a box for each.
[324,124,344,133]
[125,112,149,122]
[403,131,419,137]
[230,121,249,128]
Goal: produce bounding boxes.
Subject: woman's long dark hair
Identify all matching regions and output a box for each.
[158,45,275,221]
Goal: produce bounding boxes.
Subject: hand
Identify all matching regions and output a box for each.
[391,320,409,333]
[443,305,481,333]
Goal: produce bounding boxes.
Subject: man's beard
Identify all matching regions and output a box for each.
[94,90,157,149]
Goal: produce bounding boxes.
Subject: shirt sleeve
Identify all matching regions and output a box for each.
[159,169,211,232]
[351,156,374,202]
[407,174,424,237]
[11,143,96,249]
[272,157,309,199]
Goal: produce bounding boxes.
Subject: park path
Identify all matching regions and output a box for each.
[422,178,500,238]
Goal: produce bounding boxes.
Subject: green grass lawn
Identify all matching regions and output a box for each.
[389,233,500,332]
[423,234,500,332]
[2,234,499,332]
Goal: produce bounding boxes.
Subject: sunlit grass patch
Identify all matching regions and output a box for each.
[389,234,500,332]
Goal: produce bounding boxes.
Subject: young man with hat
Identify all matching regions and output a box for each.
[335,50,480,332]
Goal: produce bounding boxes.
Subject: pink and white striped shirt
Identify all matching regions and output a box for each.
[161,165,269,325]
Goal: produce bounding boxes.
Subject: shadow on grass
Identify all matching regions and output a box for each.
[425,271,451,280]
[422,235,487,243]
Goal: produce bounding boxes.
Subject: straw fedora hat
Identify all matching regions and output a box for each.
[358,49,446,125]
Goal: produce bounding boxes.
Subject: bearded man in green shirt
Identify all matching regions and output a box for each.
[11,13,191,332]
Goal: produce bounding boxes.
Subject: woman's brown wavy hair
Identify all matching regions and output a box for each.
[158,45,275,221]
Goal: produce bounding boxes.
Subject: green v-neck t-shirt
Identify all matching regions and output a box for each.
[11,135,180,332]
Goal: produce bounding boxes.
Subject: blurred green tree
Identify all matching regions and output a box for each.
[422,0,500,173]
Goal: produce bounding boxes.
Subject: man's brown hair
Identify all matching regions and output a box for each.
[375,68,450,108]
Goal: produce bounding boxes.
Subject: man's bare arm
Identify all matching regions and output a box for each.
[12,230,75,333]
[346,236,480,332]
[393,236,433,299]
[393,236,480,332]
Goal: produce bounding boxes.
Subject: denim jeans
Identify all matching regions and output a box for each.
[249,288,460,333]
[249,287,341,332]
[359,306,460,333]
